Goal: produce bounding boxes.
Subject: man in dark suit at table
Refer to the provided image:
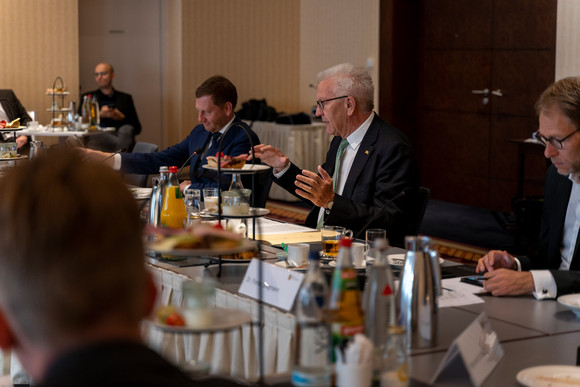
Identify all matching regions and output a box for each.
[0,150,243,386]
[251,63,419,246]
[80,62,142,152]
[0,89,32,153]
[478,76,580,299]
[84,75,260,191]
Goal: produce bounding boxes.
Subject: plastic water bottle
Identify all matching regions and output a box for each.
[362,238,396,382]
[292,252,331,386]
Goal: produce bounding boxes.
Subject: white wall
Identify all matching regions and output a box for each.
[556,0,580,80]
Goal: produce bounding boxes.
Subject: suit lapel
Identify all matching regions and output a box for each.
[341,118,379,198]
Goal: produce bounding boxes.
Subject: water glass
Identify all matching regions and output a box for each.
[184,188,201,224]
[202,187,219,214]
[366,228,387,261]
[321,225,353,258]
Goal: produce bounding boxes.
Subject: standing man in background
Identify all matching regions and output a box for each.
[0,89,32,154]
[80,63,141,152]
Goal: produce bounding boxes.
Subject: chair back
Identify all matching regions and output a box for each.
[124,142,158,187]
[241,167,273,208]
[406,187,430,236]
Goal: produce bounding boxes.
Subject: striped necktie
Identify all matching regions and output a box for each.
[317,138,349,229]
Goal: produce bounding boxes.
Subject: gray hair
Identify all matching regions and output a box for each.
[317,63,374,112]
[536,76,580,129]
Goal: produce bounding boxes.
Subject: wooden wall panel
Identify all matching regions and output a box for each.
[0,0,78,126]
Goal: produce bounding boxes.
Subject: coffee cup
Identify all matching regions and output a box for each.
[287,243,310,267]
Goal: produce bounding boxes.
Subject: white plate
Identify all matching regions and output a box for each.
[129,187,152,200]
[0,154,27,161]
[386,253,444,267]
[202,163,270,174]
[516,365,580,387]
[148,239,256,257]
[557,294,580,317]
[327,260,366,271]
[0,126,25,132]
[148,307,251,333]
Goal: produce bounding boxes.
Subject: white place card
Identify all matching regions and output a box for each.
[431,312,503,387]
[238,258,304,311]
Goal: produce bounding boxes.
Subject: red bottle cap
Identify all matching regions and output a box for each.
[168,166,178,173]
[339,237,352,247]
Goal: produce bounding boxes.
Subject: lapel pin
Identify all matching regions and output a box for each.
[365,150,369,155]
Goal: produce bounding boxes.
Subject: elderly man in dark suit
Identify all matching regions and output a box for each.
[477,76,580,299]
[252,63,419,245]
[0,89,32,153]
[84,75,260,191]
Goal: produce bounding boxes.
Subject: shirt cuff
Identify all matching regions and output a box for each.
[273,163,291,178]
[113,153,122,170]
[530,270,557,300]
[513,257,522,271]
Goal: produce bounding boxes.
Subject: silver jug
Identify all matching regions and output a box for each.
[397,236,442,349]
[29,140,47,159]
[148,177,163,227]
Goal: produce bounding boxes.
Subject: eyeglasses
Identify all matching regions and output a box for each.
[533,128,580,149]
[316,95,348,111]
[94,71,109,77]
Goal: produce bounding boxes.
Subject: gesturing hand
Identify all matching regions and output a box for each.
[294,166,334,208]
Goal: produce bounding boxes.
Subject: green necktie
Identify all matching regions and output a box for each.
[317,138,349,229]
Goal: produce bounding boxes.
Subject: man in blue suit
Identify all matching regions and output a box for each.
[84,75,260,190]
[252,63,419,245]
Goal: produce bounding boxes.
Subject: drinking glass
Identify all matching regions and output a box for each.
[184,188,201,224]
[365,228,387,261]
[321,225,353,258]
[202,187,219,214]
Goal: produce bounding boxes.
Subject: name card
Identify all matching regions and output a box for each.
[238,258,304,311]
[431,312,503,387]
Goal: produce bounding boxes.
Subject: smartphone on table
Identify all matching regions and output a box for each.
[460,275,485,287]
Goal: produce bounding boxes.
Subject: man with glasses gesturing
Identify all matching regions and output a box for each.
[251,63,419,246]
[477,77,580,299]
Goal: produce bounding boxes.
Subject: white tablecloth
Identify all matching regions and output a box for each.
[144,264,296,381]
[249,121,331,202]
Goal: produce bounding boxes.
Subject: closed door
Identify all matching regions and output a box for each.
[383,0,556,211]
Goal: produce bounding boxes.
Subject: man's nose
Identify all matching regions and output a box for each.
[315,105,323,118]
[544,142,558,158]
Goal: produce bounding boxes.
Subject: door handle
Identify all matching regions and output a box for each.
[471,88,489,95]
[491,89,503,97]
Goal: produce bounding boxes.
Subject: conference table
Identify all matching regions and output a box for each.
[3,219,580,386]
[142,224,580,387]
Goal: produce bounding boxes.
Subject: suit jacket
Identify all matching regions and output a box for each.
[81,89,142,134]
[275,114,420,246]
[520,165,580,295]
[121,117,260,189]
[0,89,32,126]
[38,340,243,387]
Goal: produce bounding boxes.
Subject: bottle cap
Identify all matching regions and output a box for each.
[308,251,320,261]
[339,237,352,247]
[168,166,178,173]
[159,166,169,173]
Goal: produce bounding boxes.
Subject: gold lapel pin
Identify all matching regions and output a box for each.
[365,150,369,155]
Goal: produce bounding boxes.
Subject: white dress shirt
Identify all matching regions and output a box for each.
[529,174,580,299]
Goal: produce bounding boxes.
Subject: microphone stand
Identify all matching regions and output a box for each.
[177,147,202,180]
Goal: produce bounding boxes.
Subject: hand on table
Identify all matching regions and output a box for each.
[480,269,535,296]
[294,166,334,208]
[179,180,191,193]
[248,144,289,173]
[476,250,516,273]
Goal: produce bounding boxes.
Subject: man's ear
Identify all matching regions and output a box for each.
[0,308,16,350]
[223,101,234,116]
[345,96,356,116]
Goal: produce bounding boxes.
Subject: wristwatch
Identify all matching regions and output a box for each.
[325,201,334,215]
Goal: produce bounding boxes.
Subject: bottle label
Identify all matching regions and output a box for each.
[331,269,358,291]
[330,322,364,363]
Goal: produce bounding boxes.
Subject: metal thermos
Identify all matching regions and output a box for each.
[397,236,442,349]
[148,166,169,227]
